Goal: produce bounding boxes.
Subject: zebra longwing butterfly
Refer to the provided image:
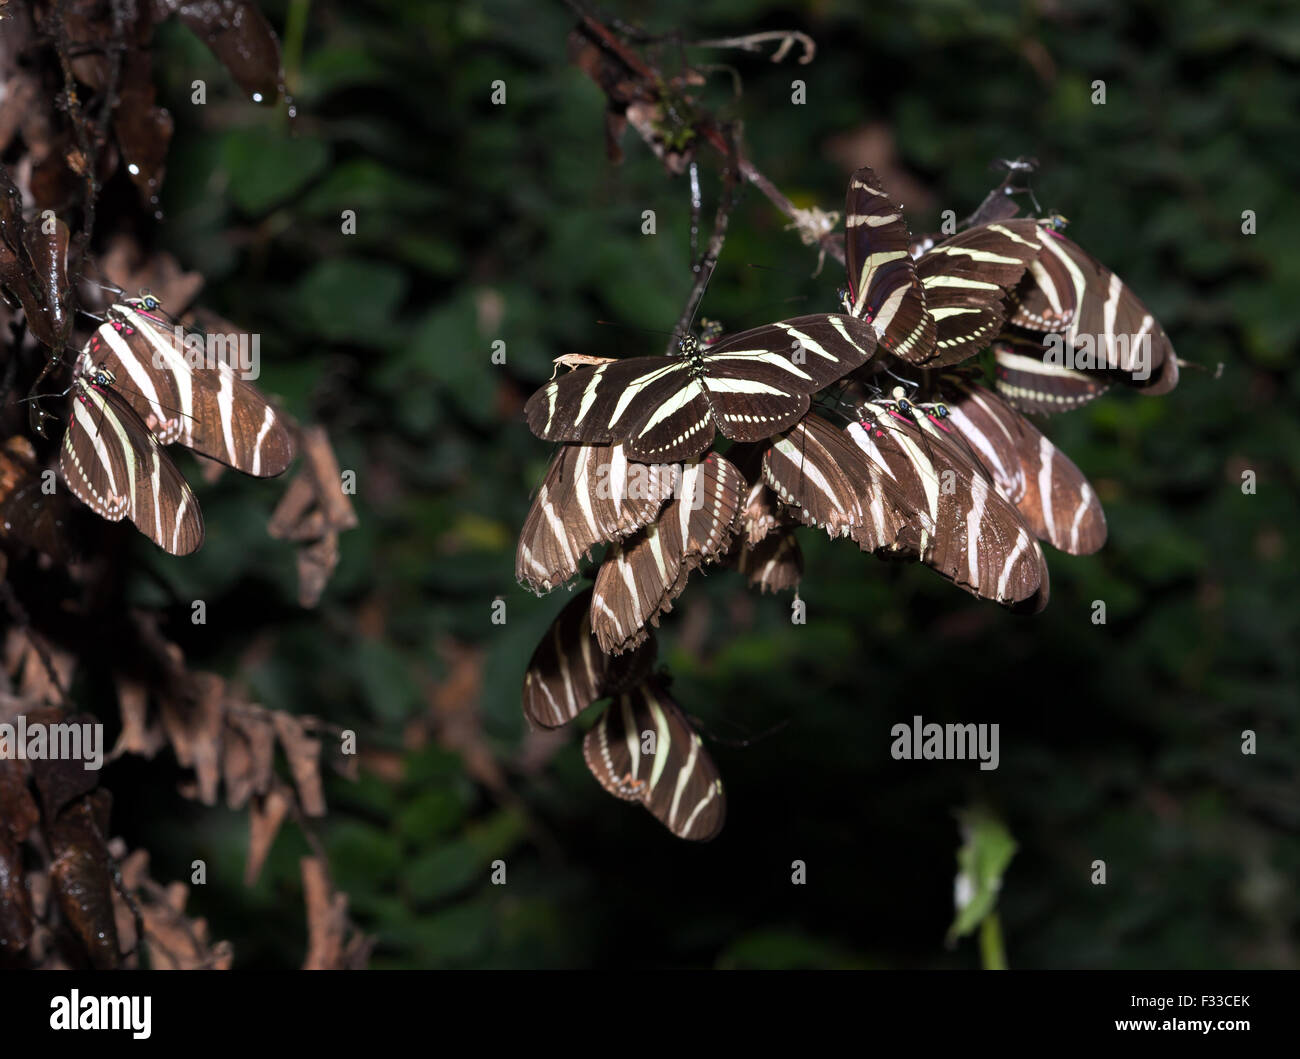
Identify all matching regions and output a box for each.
[761,412,927,551]
[847,397,1048,610]
[1007,222,1179,395]
[991,336,1112,414]
[521,587,657,729]
[524,313,878,463]
[85,295,296,476]
[591,453,744,655]
[842,167,1040,367]
[516,442,677,594]
[937,379,1107,555]
[582,678,725,841]
[842,167,935,360]
[911,219,1042,367]
[59,364,205,555]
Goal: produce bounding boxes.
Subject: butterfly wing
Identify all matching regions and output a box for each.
[843,167,935,360]
[850,401,1046,609]
[60,379,204,555]
[522,588,657,729]
[516,443,676,593]
[590,454,744,654]
[941,380,1107,555]
[92,301,296,476]
[912,219,1042,367]
[582,679,725,841]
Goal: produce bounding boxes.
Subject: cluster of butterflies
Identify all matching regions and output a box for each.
[516,163,1181,839]
[33,294,295,555]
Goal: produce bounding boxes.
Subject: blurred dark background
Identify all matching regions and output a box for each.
[109,0,1298,968]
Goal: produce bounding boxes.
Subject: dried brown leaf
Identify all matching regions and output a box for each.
[111,674,166,760]
[174,1,284,105]
[271,712,325,816]
[222,708,276,810]
[296,532,339,608]
[47,791,121,969]
[244,781,291,887]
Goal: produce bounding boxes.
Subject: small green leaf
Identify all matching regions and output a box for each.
[220,129,330,214]
[949,806,1018,944]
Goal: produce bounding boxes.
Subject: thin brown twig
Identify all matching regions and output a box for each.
[667,128,742,353]
[51,1,99,245]
[692,30,816,64]
[565,11,846,270]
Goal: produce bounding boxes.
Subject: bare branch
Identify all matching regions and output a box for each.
[667,130,742,354]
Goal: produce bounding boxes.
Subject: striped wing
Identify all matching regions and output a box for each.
[843,167,934,359]
[516,443,676,593]
[992,337,1112,414]
[87,299,295,476]
[737,528,803,594]
[591,454,744,654]
[940,380,1107,555]
[525,356,699,455]
[761,412,920,551]
[582,679,725,841]
[59,379,204,555]
[911,219,1042,367]
[739,476,779,545]
[521,588,657,728]
[697,314,878,445]
[849,400,1047,609]
[1007,236,1076,331]
[1007,227,1178,394]
[525,314,877,463]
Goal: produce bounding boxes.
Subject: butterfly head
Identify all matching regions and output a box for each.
[891,385,915,416]
[137,291,162,312]
[90,364,117,389]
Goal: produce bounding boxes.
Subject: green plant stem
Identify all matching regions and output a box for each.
[283,0,311,96]
[980,912,1008,970]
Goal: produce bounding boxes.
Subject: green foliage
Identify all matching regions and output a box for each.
[116,0,1300,969]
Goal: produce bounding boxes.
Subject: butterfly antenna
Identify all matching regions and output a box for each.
[688,713,791,749]
[881,366,920,391]
[1175,356,1225,379]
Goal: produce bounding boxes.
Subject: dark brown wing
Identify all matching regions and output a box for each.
[761,412,921,550]
[849,401,1046,609]
[737,528,803,594]
[590,453,744,654]
[521,588,657,729]
[911,219,1042,367]
[91,300,295,476]
[582,679,725,841]
[59,379,204,555]
[516,443,676,593]
[940,380,1107,555]
[843,167,935,360]
[992,337,1112,414]
[1008,227,1178,394]
[525,315,876,463]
